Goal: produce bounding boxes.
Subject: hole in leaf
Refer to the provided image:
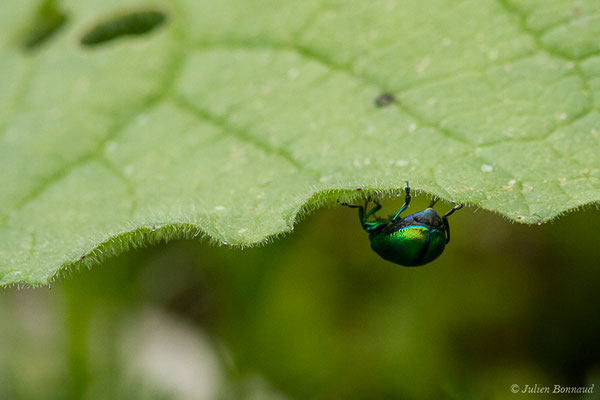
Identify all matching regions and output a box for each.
[22,0,68,51]
[80,10,167,47]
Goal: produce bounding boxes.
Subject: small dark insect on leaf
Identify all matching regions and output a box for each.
[374,93,395,107]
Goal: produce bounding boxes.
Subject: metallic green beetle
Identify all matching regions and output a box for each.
[343,182,462,266]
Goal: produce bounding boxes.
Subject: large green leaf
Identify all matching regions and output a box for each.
[2,0,599,285]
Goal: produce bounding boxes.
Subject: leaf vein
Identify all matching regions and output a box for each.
[5,9,189,222]
[193,39,474,147]
[171,95,318,178]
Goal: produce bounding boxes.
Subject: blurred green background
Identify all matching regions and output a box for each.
[1,196,599,399]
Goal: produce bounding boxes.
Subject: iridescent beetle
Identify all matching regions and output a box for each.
[342,182,462,266]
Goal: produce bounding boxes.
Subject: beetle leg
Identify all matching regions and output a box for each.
[362,200,391,232]
[442,203,462,244]
[340,200,387,232]
[339,202,365,225]
[364,200,382,221]
[443,217,451,244]
[442,203,463,218]
[392,181,411,221]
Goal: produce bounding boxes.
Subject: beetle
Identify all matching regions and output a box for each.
[342,182,462,266]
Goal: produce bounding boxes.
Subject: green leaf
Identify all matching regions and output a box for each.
[2,0,599,285]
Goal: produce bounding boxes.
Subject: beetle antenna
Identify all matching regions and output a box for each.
[429,197,438,208]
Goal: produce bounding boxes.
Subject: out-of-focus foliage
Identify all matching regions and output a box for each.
[1,199,599,399]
